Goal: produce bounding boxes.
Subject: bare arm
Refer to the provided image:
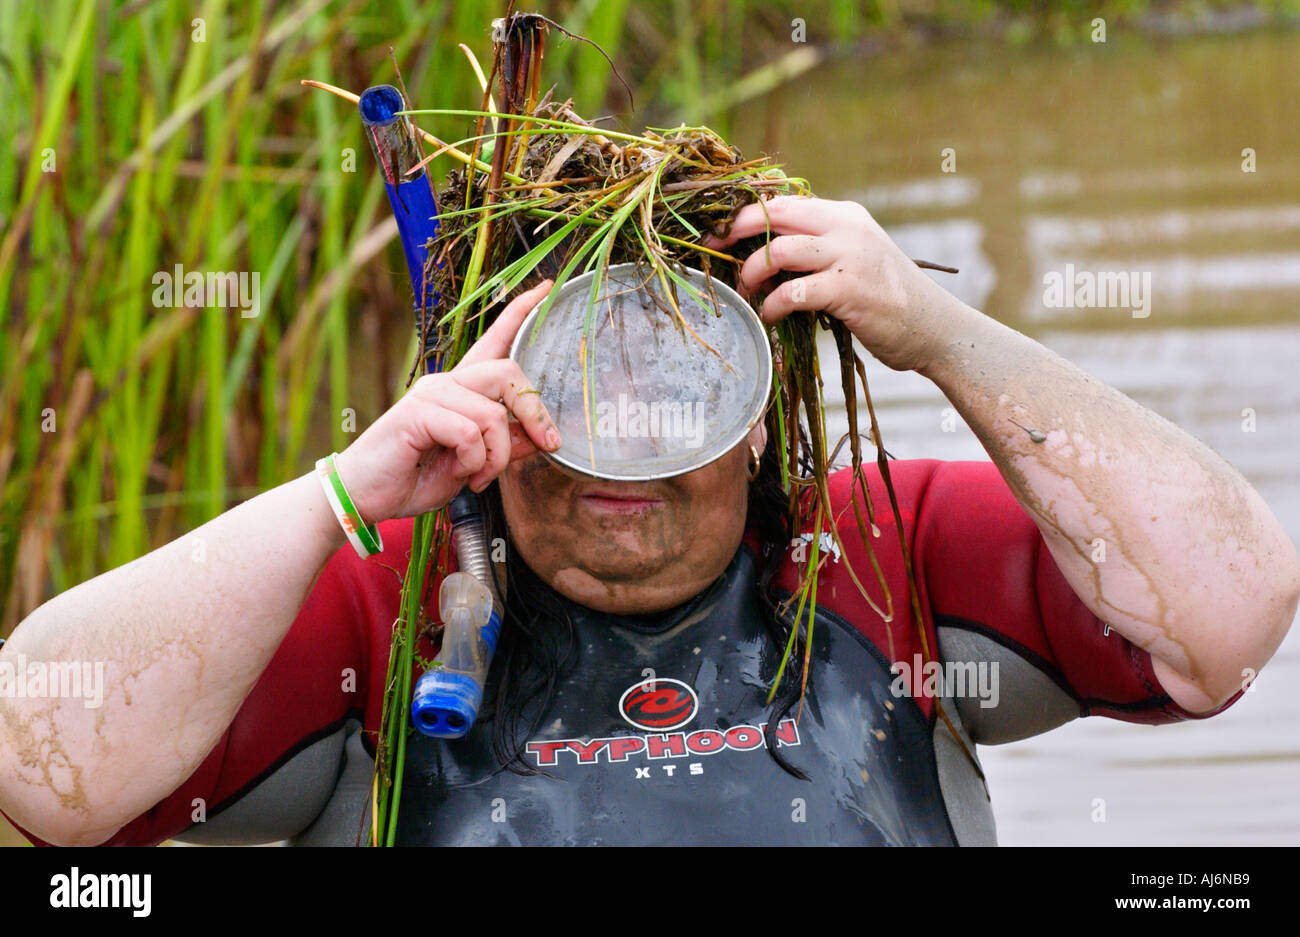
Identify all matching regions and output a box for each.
[0,474,345,846]
[0,282,558,846]
[712,197,1300,713]
[916,304,1300,712]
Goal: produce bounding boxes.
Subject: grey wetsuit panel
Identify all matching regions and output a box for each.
[292,721,374,847]
[937,624,1082,745]
[173,727,349,846]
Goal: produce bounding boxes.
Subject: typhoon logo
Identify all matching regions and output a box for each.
[618,678,698,732]
[527,678,799,769]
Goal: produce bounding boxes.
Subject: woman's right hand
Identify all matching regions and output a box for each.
[332,280,562,524]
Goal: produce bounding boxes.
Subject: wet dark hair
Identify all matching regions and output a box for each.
[475,411,813,780]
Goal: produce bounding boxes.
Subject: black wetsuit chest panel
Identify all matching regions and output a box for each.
[396,548,957,845]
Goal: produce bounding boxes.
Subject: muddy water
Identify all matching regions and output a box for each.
[731,30,1300,844]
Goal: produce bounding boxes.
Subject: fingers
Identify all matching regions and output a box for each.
[419,383,512,491]
[753,271,836,325]
[405,354,560,495]
[451,358,560,454]
[458,279,553,367]
[405,403,489,481]
[466,412,512,492]
[736,235,829,296]
[705,196,852,248]
[507,421,541,462]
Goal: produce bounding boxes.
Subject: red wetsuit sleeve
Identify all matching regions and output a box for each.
[915,459,1240,724]
[5,517,415,846]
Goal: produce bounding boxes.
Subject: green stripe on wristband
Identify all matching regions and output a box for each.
[326,464,382,554]
[316,453,383,557]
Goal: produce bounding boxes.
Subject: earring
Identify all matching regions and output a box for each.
[748,445,762,482]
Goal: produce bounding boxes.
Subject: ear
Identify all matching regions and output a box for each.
[746,420,769,454]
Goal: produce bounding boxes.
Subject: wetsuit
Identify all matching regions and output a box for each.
[6,460,1237,846]
[397,544,956,845]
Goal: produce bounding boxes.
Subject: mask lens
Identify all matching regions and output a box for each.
[510,264,772,480]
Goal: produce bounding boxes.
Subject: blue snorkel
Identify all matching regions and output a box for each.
[358,85,503,740]
[358,84,441,368]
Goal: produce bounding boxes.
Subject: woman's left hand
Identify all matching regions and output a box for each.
[705,195,968,373]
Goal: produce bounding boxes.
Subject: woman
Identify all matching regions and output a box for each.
[2,197,1296,846]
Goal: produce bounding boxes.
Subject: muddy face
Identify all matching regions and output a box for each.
[498,430,762,615]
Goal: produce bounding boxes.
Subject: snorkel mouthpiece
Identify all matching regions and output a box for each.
[410,574,501,732]
[410,492,504,739]
[409,572,501,738]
